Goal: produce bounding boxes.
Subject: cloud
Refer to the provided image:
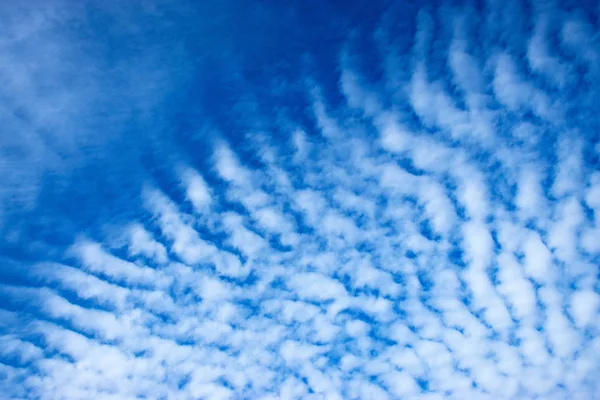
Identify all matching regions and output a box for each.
[180,167,213,213]
[1,1,599,399]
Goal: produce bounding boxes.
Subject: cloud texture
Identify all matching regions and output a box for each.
[1,0,600,399]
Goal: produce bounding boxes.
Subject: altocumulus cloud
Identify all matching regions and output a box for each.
[1,0,600,399]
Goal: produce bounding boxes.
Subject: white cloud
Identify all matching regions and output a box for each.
[493,52,556,121]
[2,2,598,399]
[522,229,553,284]
[71,239,165,287]
[496,252,537,321]
[515,167,547,221]
[181,167,212,212]
[214,141,252,185]
[570,290,600,329]
[127,223,168,264]
[289,272,347,302]
[462,221,494,270]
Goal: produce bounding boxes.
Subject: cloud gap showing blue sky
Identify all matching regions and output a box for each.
[1,0,599,399]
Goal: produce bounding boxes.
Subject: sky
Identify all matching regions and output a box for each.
[1,0,599,399]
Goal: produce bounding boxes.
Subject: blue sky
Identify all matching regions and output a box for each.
[1,0,600,399]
